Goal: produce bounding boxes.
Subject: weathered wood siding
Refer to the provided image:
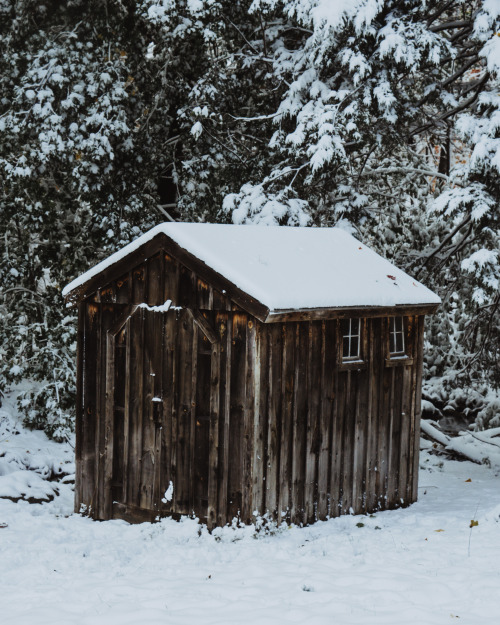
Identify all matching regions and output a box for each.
[75,250,426,527]
[250,315,423,524]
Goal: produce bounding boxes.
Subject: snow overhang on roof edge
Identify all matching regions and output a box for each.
[63,223,441,314]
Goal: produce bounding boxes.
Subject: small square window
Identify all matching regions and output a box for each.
[341,318,361,361]
[389,316,405,356]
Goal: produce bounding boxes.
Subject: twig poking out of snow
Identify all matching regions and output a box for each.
[162,481,174,504]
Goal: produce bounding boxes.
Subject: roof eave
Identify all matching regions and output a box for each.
[63,231,271,322]
[264,302,440,323]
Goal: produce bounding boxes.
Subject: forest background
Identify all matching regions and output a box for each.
[0,0,499,441]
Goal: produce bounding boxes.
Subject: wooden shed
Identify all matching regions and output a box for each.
[63,224,440,527]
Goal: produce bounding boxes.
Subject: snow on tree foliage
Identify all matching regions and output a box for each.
[0,0,499,437]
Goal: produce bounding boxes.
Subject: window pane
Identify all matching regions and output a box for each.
[351,335,359,358]
[396,332,404,354]
[343,336,350,359]
[395,316,403,333]
[340,318,350,338]
[390,331,396,353]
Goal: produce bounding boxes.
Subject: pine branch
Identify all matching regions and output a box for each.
[429,19,472,33]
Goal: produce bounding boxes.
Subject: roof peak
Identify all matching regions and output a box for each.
[63,222,440,314]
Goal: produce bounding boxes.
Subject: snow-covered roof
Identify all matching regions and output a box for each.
[63,223,440,314]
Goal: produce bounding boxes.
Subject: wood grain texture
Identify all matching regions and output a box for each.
[411,316,425,502]
[242,317,256,524]
[217,312,231,526]
[75,247,433,527]
[207,331,221,528]
[74,302,85,511]
[228,313,247,522]
[265,323,282,520]
[305,321,321,524]
[251,321,268,521]
[278,323,296,523]
[291,323,308,525]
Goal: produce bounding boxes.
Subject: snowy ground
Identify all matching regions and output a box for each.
[1,394,500,625]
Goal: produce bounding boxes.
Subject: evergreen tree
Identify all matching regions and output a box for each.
[1,0,498,436]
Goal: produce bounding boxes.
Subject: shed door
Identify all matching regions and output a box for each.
[106,306,213,522]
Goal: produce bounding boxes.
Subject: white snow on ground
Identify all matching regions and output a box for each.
[63,223,440,312]
[1,394,500,625]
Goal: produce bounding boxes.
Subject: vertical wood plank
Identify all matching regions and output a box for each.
[103,331,115,519]
[196,278,211,309]
[147,253,163,306]
[340,370,354,515]
[376,318,391,510]
[228,313,247,522]
[179,266,196,308]
[93,302,103,518]
[316,321,331,520]
[153,310,164,516]
[193,320,211,520]
[365,318,380,512]
[265,323,282,520]
[387,365,402,508]
[160,309,177,516]
[242,317,256,524]
[251,322,268,521]
[82,303,99,513]
[74,302,85,511]
[174,310,195,515]
[411,316,425,502]
[96,304,114,519]
[189,323,199,515]
[291,323,308,525]
[305,322,321,524]
[99,284,116,304]
[115,273,130,304]
[139,310,156,510]
[278,323,295,523]
[217,312,231,526]
[353,367,367,514]
[406,316,418,503]
[167,310,180,515]
[128,309,144,508]
[398,363,412,506]
[132,264,146,303]
[163,254,179,304]
[212,288,227,310]
[327,321,341,517]
[207,331,221,528]
[121,319,131,508]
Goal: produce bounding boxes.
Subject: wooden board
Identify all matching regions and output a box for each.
[207,323,221,528]
[175,311,196,514]
[305,321,321,524]
[217,312,231,526]
[291,323,308,525]
[264,323,282,520]
[316,321,332,520]
[76,270,431,527]
[251,321,268,521]
[278,323,296,523]
[228,313,247,522]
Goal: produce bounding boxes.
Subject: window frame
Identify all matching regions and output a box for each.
[389,315,406,357]
[339,317,366,369]
[385,315,414,367]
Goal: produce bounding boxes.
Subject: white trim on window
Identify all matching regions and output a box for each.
[341,318,361,361]
[389,316,405,356]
